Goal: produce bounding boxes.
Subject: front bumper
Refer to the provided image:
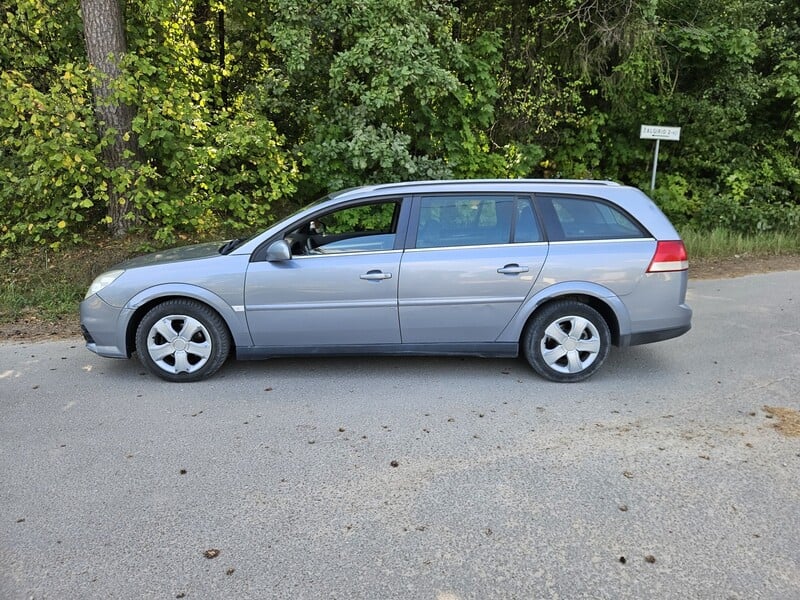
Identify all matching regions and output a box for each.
[79,295,129,358]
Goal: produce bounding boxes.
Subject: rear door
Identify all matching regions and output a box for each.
[398,194,548,343]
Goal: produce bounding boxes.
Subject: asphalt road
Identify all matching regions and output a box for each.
[1,271,799,600]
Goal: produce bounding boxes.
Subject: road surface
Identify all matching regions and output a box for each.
[1,271,799,599]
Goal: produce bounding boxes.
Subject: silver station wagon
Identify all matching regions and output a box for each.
[80,180,692,382]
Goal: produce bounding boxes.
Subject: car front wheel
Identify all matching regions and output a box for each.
[523,300,610,383]
[135,299,231,382]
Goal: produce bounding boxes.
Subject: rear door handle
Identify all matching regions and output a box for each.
[360,270,393,281]
[497,264,529,275]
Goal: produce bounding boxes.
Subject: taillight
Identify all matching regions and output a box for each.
[647,240,688,273]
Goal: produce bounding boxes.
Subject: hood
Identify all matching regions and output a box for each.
[115,242,226,269]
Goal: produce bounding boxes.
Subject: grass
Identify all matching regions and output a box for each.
[1,227,799,328]
[0,235,164,323]
[679,226,800,259]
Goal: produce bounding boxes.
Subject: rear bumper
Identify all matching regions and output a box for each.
[618,271,692,347]
[624,323,692,346]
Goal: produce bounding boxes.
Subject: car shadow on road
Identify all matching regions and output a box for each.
[96,344,679,385]
[218,345,676,384]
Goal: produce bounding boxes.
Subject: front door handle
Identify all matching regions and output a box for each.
[360,270,393,281]
[497,264,529,275]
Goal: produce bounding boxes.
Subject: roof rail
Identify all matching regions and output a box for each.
[370,179,621,190]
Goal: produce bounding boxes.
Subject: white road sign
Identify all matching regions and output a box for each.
[640,125,681,141]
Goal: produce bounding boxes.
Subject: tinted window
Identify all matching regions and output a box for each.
[417,195,541,248]
[539,195,646,241]
[514,197,542,243]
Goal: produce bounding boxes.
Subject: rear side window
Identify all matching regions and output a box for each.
[514,198,541,243]
[538,195,647,241]
[416,195,542,248]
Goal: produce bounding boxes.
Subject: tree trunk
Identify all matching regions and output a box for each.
[80,0,140,236]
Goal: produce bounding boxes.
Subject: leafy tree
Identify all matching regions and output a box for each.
[1,0,298,246]
[80,0,142,235]
[259,0,528,198]
[0,0,103,246]
[1,0,798,247]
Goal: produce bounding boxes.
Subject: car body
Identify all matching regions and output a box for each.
[80,179,692,382]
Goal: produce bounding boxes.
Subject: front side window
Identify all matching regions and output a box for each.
[285,200,400,255]
[416,195,540,249]
[539,195,647,241]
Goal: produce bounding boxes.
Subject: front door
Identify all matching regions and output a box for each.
[244,199,404,348]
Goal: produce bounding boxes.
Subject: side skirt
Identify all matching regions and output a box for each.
[235,342,519,361]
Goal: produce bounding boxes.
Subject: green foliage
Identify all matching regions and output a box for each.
[0,0,798,247]
[324,203,396,234]
[263,0,534,195]
[0,0,102,248]
[113,1,299,241]
[0,65,104,248]
[547,110,609,179]
[267,0,460,191]
[1,0,298,247]
[649,174,698,227]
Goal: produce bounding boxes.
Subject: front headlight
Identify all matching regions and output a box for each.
[85,269,125,299]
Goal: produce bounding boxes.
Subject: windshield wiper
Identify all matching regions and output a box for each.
[219,238,243,255]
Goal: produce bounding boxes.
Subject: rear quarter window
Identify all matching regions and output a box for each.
[537,195,648,241]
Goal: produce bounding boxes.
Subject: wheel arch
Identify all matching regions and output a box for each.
[122,285,251,357]
[499,282,631,347]
[523,294,621,346]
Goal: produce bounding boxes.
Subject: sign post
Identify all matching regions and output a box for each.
[640,125,681,190]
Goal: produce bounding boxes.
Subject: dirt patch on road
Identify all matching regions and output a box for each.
[763,406,800,437]
[689,254,799,279]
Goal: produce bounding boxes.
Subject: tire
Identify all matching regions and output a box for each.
[135,299,231,382]
[523,300,610,383]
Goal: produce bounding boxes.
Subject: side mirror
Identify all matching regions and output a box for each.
[266,240,292,262]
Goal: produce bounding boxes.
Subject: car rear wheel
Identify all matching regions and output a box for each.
[523,300,610,382]
[135,299,231,382]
